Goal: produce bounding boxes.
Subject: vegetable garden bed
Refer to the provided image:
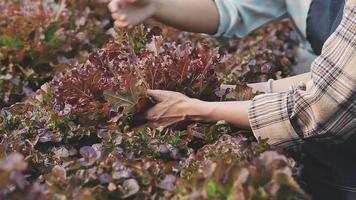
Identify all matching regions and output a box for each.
[0,0,309,199]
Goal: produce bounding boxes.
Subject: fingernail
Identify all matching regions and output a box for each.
[119,15,126,21]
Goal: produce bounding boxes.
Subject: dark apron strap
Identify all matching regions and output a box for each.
[306,0,345,55]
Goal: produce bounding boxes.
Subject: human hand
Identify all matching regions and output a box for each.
[145,90,202,128]
[144,90,252,129]
[108,0,156,29]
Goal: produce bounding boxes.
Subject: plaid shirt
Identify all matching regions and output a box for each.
[249,0,356,147]
[214,0,312,49]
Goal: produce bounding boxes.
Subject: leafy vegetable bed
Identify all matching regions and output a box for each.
[0,1,308,199]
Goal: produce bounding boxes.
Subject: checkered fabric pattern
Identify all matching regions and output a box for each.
[249,0,356,147]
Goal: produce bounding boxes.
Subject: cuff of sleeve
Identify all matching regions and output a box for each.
[212,0,234,38]
[213,0,229,37]
[248,92,301,147]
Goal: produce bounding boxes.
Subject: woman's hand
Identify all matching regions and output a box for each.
[108,0,156,28]
[108,0,219,34]
[145,90,203,128]
[145,90,252,129]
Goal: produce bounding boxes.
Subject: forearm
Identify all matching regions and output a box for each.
[151,0,219,34]
[187,73,311,128]
[189,100,251,129]
[221,72,311,93]
[270,72,311,92]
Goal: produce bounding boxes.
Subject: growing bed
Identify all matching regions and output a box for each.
[0,0,310,199]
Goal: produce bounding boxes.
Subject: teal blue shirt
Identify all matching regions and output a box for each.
[213,0,312,50]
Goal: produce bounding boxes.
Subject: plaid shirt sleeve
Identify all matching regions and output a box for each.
[248,0,356,147]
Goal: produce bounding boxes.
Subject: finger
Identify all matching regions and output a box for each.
[118,0,137,6]
[147,90,169,102]
[114,20,129,28]
[111,13,119,20]
[145,101,175,121]
[147,89,181,102]
[144,104,161,120]
[108,0,120,12]
[112,13,126,21]
[151,89,183,97]
[119,14,127,21]
[127,25,134,30]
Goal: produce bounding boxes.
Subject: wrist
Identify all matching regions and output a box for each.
[185,99,213,121]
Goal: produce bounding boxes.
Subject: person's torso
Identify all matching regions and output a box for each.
[285,0,345,55]
[286,0,356,190]
[306,0,345,54]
